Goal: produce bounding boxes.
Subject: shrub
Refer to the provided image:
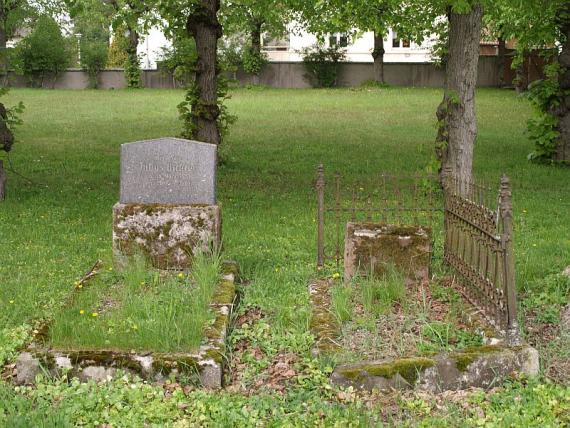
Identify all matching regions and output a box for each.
[242,46,267,76]
[124,55,142,88]
[218,37,243,79]
[526,62,562,163]
[107,29,129,68]
[158,36,197,87]
[14,16,70,87]
[80,35,108,89]
[302,44,346,88]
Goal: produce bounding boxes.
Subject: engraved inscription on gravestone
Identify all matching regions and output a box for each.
[120,137,216,205]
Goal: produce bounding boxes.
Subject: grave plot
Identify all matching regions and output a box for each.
[311,167,539,392]
[14,255,238,388]
[11,138,237,388]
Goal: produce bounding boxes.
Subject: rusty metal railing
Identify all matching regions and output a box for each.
[443,171,521,345]
[315,164,442,269]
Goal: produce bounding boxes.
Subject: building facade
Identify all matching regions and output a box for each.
[137,26,436,69]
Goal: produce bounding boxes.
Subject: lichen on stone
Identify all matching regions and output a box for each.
[339,357,435,385]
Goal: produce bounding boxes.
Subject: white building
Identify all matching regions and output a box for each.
[137,25,435,69]
[263,28,435,63]
[138,27,171,70]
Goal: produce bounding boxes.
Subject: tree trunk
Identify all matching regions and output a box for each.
[251,21,262,85]
[187,0,222,146]
[497,37,506,87]
[0,22,7,85]
[126,28,139,59]
[125,27,141,87]
[0,102,14,152]
[372,31,385,84]
[553,4,570,162]
[435,4,483,191]
[0,160,5,201]
[514,51,528,93]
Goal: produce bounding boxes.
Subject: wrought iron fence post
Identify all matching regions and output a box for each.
[500,175,522,346]
[442,166,453,262]
[316,164,325,270]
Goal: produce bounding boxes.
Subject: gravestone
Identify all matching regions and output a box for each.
[120,138,216,205]
[113,138,221,270]
[344,223,432,285]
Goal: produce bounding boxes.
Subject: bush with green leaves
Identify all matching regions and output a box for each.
[107,30,129,68]
[302,44,346,88]
[80,35,108,89]
[526,61,564,163]
[158,37,197,87]
[218,38,243,79]
[242,46,267,76]
[124,55,142,88]
[14,16,70,87]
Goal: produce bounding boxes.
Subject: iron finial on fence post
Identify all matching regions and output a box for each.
[316,164,325,270]
[499,175,522,346]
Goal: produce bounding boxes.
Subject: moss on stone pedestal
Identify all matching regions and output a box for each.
[113,203,221,270]
[344,222,432,282]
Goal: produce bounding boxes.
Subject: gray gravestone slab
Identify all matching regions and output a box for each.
[120,138,216,204]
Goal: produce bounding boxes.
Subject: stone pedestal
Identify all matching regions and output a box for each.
[113,203,221,270]
[344,223,432,283]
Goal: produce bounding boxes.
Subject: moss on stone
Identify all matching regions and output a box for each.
[204,312,229,341]
[212,280,236,306]
[203,347,224,365]
[221,260,241,278]
[347,223,432,281]
[338,357,435,385]
[450,345,504,372]
[460,345,503,354]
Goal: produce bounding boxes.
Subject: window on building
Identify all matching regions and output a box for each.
[392,31,399,48]
[391,31,411,48]
[329,32,349,48]
[262,34,290,51]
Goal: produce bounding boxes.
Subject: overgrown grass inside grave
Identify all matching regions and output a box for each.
[329,269,484,364]
[48,251,221,353]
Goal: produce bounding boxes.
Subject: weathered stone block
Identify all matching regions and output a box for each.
[331,345,539,393]
[113,203,221,270]
[344,223,432,283]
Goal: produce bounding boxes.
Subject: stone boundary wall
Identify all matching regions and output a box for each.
[5,57,502,90]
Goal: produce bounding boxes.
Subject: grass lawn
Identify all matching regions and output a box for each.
[0,87,569,426]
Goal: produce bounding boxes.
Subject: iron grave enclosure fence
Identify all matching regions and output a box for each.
[315,165,522,346]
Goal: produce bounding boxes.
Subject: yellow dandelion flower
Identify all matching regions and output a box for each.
[92,312,98,317]
[9,300,15,304]
[108,267,113,271]
[80,310,85,315]
[177,272,185,278]
[332,272,341,279]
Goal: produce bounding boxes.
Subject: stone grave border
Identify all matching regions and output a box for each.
[309,279,539,393]
[13,262,240,389]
